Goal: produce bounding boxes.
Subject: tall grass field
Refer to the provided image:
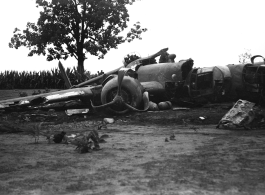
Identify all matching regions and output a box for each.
[0,67,103,90]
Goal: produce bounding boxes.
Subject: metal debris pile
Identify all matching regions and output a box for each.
[217,99,265,130]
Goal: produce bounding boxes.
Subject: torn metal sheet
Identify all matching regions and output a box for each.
[103,118,115,124]
[217,99,256,129]
[199,116,207,121]
[65,109,90,116]
[39,100,85,110]
[45,91,85,103]
[0,104,8,108]
[172,107,190,111]
[19,100,30,105]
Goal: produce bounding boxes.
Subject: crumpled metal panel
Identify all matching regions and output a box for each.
[65,109,90,116]
[45,91,85,102]
[0,104,7,108]
[217,99,255,129]
[19,100,30,105]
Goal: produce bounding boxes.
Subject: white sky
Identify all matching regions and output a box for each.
[0,0,265,73]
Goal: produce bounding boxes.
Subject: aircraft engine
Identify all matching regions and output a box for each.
[101,76,144,114]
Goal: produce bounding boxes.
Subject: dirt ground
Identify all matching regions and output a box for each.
[0,104,265,195]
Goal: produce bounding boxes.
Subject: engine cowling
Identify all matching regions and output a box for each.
[101,75,144,114]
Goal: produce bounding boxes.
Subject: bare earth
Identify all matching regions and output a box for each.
[0,91,265,195]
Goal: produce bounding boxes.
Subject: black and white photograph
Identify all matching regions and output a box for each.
[0,0,265,194]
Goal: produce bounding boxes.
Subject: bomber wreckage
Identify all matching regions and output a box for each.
[0,48,265,116]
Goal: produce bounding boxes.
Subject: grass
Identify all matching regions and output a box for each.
[0,89,59,101]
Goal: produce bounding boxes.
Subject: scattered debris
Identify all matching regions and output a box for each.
[53,131,67,143]
[24,113,57,121]
[148,101,173,111]
[103,118,115,124]
[65,109,90,116]
[19,100,30,105]
[148,101,159,111]
[199,116,207,121]
[158,101,172,110]
[198,116,207,124]
[216,99,264,130]
[173,107,190,111]
[169,134,176,140]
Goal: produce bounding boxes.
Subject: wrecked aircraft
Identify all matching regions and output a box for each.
[0,48,264,114]
[176,55,265,104]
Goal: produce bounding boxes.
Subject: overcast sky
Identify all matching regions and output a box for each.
[0,0,265,73]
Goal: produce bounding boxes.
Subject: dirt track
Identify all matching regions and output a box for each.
[0,108,265,195]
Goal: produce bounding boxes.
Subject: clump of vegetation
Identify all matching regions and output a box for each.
[19,92,28,97]
[32,90,42,95]
[123,53,141,66]
[0,67,102,90]
[238,49,252,64]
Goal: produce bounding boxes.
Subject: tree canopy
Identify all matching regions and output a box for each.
[123,53,140,66]
[238,49,252,64]
[9,0,147,78]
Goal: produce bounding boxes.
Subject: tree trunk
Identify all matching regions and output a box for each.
[77,56,86,82]
[77,57,85,74]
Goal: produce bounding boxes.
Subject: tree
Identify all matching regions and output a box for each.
[238,49,252,64]
[9,0,147,80]
[123,53,140,66]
